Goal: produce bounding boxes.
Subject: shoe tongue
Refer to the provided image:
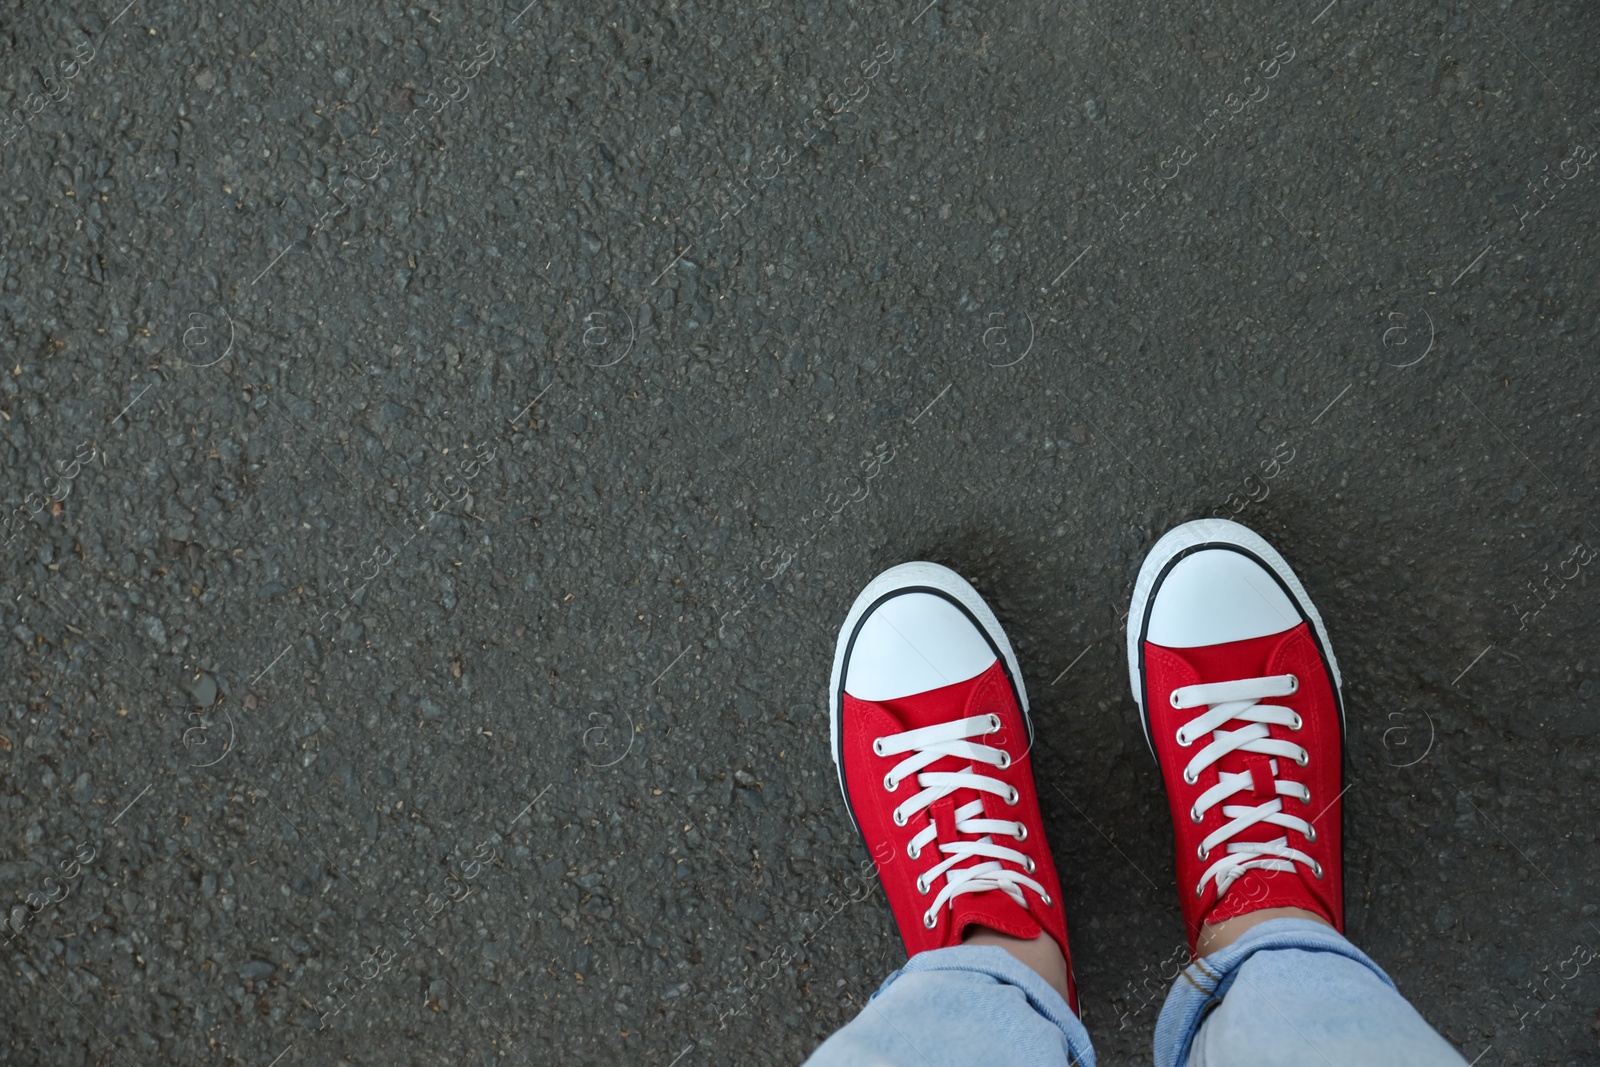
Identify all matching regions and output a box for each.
[881,665,1014,886]
[1154,628,1293,777]
[876,666,1007,788]
[1168,626,1306,838]
[876,668,1055,953]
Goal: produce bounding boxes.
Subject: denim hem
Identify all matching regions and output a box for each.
[1152,918,1397,1067]
[880,945,1097,1067]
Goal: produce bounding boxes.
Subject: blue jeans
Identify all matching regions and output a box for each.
[804,919,1469,1067]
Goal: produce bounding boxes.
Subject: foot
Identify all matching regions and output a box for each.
[830,562,1077,1011]
[1126,519,1345,954]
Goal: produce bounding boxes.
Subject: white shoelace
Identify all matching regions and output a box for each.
[875,713,1050,929]
[1171,673,1320,899]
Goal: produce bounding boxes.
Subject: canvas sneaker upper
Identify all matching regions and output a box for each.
[1127,519,1345,953]
[831,562,1077,1011]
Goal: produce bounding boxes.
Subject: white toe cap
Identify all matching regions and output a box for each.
[1146,548,1301,648]
[844,592,997,701]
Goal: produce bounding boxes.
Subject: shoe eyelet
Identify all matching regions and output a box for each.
[1196,844,1209,861]
[923,911,937,929]
[1289,713,1303,730]
[1311,860,1324,879]
[1190,807,1203,824]
[997,751,1011,769]
[1005,787,1020,806]
[907,843,919,860]
[893,809,907,827]
[1183,768,1198,786]
[1286,674,1299,693]
[1169,689,1184,709]
[1024,857,1035,874]
[883,773,899,792]
[916,875,928,894]
[1195,883,1205,898]
[1175,729,1193,748]
[873,737,888,756]
[1041,893,1052,906]
[1014,823,1028,842]
[1294,750,1309,768]
[987,714,1001,733]
[1305,826,1317,843]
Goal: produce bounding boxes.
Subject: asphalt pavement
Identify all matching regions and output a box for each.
[2,0,1598,1064]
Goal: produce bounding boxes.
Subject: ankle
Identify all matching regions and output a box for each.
[1196,905,1331,956]
[962,926,1074,1008]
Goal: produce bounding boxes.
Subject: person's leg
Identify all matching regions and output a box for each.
[1125,519,1469,1067]
[805,943,1092,1067]
[1152,917,1467,1067]
[804,562,1096,1067]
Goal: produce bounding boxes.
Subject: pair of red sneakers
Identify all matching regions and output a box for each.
[829,519,1345,1012]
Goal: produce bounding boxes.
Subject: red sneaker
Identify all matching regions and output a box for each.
[1126,519,1345,954]
[830,562,1078,1011]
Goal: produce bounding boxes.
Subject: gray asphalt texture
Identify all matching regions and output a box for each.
[2,0,1598,1064]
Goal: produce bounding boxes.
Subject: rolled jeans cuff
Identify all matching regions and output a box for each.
[832,940,1094,1067]
[1153,918,1398,1067]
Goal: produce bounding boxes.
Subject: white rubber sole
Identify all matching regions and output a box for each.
[828,561,1030,809]
[1125,518,1344,757]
